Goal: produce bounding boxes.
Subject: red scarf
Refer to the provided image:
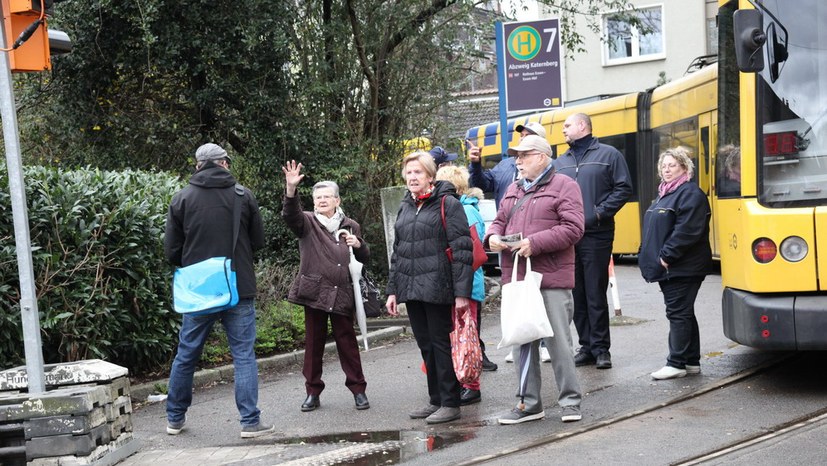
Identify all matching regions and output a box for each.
[658,174,689,198]
[413,185,434,207]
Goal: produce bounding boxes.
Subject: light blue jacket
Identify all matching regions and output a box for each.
[460,194,486,302]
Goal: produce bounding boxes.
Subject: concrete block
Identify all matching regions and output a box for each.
[0,444,26,464]
[0,420,23,434]
[27,432,136,466]
[24,385,109,418]
[70,377,131,403]
[0,360,128,391]
[108,414,132,438]
[1,385,108,422]
[26,422,111,460]
[103,395,131,422]
[23,407,107,439]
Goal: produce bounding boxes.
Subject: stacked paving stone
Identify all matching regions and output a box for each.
[0,359,138,465]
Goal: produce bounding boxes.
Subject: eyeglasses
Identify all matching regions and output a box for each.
[514,151,543,160]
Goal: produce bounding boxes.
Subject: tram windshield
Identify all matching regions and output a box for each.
[757,0,827,207]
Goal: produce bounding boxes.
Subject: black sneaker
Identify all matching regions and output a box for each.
[481,354,498,372]
[596,352,612,369]
[574,351,596,367]
[460,388,481,406]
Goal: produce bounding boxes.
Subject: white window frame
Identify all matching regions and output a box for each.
[602,4,666,66]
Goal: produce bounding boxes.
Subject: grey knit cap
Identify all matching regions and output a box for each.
[195,143,230,162]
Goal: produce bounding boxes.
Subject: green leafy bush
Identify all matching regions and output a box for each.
[0,165,182,372]
[196,299,305,367]
[255,300,305,355]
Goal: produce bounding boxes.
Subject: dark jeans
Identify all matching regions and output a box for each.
[659,276,704,368]
[167,299,261,427]
[303,307,367,396]
[573,230,614,357]
[407,300,461,408]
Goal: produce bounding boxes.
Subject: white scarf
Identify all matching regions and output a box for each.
[315,207,345,233]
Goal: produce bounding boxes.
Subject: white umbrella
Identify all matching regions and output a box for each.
[337,229,369,351]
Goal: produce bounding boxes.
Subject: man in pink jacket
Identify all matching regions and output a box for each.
[485,135,585,425]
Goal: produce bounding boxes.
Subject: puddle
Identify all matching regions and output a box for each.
[274,425,483,465]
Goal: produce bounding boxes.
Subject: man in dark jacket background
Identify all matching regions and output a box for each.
[164,143,272,438]
[554,113,633,370]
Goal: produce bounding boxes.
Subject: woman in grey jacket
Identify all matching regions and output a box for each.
[282,160,370,412]
[386,151,474,425]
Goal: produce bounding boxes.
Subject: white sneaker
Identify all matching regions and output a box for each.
[540,345,551,362]
[685,365,701,374]
[651,366,687,380]
[166,415,186,435]
[505,352,514,363]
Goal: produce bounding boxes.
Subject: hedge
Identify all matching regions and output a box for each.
[0,165,183,373]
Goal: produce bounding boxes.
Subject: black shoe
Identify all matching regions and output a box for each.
[354,393,370,410]
[481,354,498,372]
[460,388,481,406]
[596,352,612,369]
[301,394,320,412]
[574,351,596,367]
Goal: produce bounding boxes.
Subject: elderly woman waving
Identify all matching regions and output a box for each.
[386,151,474,425]
[282,161,370,412]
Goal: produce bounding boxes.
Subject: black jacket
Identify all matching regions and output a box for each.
[386,181,473,305]
[164,162,265,299]
[553,136,633,233]
[639,181,713,282]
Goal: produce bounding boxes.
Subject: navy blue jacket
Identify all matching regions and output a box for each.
[639,181,713,282]
[553,136,633,233]
[468,157,518,209]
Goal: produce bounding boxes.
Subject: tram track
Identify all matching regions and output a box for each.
[675,407,827,465]
[455,352,796,465]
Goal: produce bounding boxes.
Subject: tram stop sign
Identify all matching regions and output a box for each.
[501,18,563,113]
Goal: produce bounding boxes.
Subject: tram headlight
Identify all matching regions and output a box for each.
[752,238,777,264]
[780,236,808,262]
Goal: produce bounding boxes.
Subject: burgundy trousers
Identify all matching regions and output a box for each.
[303,307,367,396]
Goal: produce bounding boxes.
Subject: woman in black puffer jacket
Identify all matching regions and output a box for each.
[386,151,473,425]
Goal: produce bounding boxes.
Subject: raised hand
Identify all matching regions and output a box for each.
[282,160,305,196]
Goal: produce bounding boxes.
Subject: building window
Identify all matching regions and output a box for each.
[603,5,665,65]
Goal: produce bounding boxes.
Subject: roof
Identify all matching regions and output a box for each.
[443,96,500,139]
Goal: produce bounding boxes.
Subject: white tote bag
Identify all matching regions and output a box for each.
[498,255,554,348]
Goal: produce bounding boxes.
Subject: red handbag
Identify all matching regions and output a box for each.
[441,197,488,270]
[450,303,482,384]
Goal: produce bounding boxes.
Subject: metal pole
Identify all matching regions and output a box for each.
[495,21,510,156]
[0,8,46,393]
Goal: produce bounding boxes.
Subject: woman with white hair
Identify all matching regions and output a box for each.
[282,161,370,411]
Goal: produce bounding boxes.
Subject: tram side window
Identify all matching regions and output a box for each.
[600,133,638,202]
[653,120,699,181]
[717,144,741,197]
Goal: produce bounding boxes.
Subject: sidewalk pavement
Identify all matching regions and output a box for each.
[118,265,768,465]
[122,325,407,465]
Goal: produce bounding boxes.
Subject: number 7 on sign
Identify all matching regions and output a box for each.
[543,28,557,52]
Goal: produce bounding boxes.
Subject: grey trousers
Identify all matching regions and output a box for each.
[513,288,582,413]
